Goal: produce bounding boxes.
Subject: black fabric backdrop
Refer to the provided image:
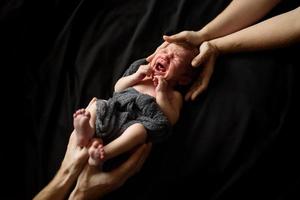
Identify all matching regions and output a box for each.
[16,0,300,199]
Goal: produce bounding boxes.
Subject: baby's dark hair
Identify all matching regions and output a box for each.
[173,42,200,94]
[175,42,199,54]
[176,42,199,84]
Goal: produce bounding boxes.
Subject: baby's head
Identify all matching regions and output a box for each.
[150,42,199,86]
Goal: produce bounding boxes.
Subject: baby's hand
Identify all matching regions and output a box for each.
[136,64,152,80]
[154,76,167,93]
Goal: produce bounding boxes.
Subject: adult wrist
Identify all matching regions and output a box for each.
[197,27,211,42]
[209,38,223,55]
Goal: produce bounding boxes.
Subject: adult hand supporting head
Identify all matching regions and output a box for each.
[163,32,220,101]
[185,41,219,101]
[146,41,169,62]
[146,30,206,62]
[146,30,219,101]
[163,31,206,47]
[69,142,152,200]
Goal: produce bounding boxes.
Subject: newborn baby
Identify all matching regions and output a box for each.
[73,42,199,166]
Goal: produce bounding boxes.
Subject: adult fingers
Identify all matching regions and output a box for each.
[192,41,216,67]
[69,164,108,200]
[133,143,152,173]
[191,46,209,67]
[185,57,215,101]
[80,143,152,196]
[163,31,200,46]
[185,75,207,101]
[61,131,89,175]
[71,144,152,199]
[185,56,206,100]
[146,42,169,62]
[185,76,203,101]
[110,143,151,184]
[163,31,190,43]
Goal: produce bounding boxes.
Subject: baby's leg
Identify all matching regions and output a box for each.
[73,98,98,147]
[103,123,147,161]
[85,97,98,132]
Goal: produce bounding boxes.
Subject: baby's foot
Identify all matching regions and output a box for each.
[88,139,105,166]
[73,109,94,147]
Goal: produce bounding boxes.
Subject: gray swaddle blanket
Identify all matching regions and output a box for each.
[95,59,171,143]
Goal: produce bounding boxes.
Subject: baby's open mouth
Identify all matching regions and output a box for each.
[153,57,168,75]
[155,63,166,72]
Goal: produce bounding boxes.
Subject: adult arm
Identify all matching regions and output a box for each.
[185,6,300,100]
[211,6,300,53]
[33,132,89,200]
[33,168,77,200]
[199,0,281,41]
[147,0,282,70]
[162,0,281,49]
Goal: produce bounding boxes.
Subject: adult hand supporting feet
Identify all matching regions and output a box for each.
[34,96,152,200]
[69,142,152,200]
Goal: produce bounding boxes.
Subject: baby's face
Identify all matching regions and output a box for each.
[150,43,194,82]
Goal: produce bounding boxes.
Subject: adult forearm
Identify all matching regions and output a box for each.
[211,7,300,54]
[33,167,78,200]
[200,0,281,40]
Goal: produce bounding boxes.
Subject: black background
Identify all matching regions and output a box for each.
[2,0,299,199]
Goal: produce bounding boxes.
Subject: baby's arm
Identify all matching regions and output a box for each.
[155,77,183,125]
[114,64,152,92]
